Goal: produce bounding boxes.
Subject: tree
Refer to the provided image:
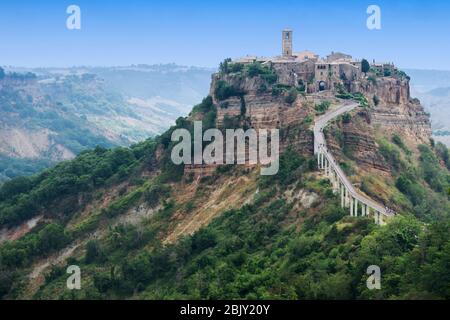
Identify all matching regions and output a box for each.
[285,88,298,104]
[0,67,5,79]
[361,59,370,74]
[219,58,232,74]
[37,223,70,253]
[373,95,380,106]
[85,240,102,263]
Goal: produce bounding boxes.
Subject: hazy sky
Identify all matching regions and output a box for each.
[1,0,449,69]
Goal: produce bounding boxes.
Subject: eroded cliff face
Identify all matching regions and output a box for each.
[326,111,390,173]
[327,76,432,173]
[353,77,432,144]
[210,73,315,155]
[200,67,432,177]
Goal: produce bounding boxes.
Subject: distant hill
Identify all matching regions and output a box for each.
[407,69,450,146]
[0,65,213,181]
[427,87,450,97]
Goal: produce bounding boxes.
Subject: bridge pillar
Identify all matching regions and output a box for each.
[340,184,345,208]
[379,214,384,226]
[326,160,330,177]
[320,153,323,169]
[330,170,337,191]
[350,197,354,216]
[334,172,339,191]
[354,199,358,217]
[345,188,349,207]
[321,152,325,170]
[328,161,331,178]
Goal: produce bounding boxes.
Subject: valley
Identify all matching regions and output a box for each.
[0,65,213,181]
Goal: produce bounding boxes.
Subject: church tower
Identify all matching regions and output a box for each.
[282,29,293,57]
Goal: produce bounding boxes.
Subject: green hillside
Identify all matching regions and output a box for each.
[0,94,449,300]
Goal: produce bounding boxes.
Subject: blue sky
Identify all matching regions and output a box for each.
[0,0,449,69]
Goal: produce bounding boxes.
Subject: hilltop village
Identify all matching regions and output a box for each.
[230,29,399,94]
[186,29,431,178]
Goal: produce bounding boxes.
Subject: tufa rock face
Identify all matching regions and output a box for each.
[211,72,315,155]
[200,62,431,177]
[351,77,411,106]
[326,113,391,173]
[352,77,432,144]
[326,77,432,173]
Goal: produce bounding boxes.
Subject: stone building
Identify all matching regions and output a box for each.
[371,61,397,76]
[326,52,353,62]
[314,59,361,91]
[282,29,293,57]
[230,29,384,93]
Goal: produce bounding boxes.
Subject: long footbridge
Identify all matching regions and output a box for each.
[313,101,394,225]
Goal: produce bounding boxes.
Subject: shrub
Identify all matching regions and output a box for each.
[191,96,214,114]
[396,174,426,206]
[214,81,239,101]
[315,101,331,114]
[272,86,282,97]
[285,88,298,104]
[342,113,351,124]
[144,184,171,207]
[368,76,377,85]
[435,142,450,170]
[85,240,104,263]
[219,58,232,74]
[361,59,370,74]
[373,95,380,106]
[257,83,267,93]
[392,134,410,154]
[240,96,246,115]
[418,145,449,193]
[229,63,244,73]
[378,139,403,172]
[261,73,278,84]
[220,101,230,109]
[191,228,218,254]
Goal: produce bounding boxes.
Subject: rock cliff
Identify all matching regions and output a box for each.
[184,62,433,178]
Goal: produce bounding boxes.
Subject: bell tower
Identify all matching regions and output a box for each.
[282,29,293,57]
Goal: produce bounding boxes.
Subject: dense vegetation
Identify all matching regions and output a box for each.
[0,155,53,182]
[17,149,449,300]
[0,73,127,181]
[0,66,213,182]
